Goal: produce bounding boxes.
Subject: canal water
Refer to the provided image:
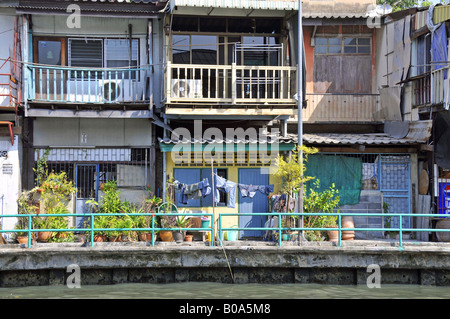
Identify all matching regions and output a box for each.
[1,282,450,299]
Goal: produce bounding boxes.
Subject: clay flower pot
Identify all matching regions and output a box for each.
[327,230,339,242]
[37,231,53,242]
[159,230,173,242]
[185,234,193,242]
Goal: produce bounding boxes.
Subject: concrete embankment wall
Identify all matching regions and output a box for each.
[1,241,450,287]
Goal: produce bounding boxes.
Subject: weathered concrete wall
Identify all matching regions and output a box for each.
[1,241,450,287]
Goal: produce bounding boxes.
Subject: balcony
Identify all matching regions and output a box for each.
[26,65,151,106]
[164,62,298,118]
[412,66,450,110]
[301,93,380,123]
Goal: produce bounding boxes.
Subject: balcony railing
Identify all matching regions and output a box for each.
[27,65,152,104]
[430,66,449,109]
[165,62,297,105]
[302,93,380,122]
[0,57,19,110]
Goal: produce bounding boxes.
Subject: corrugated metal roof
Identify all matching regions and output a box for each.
[17,0,168,14]
[159,121,431,147]
[159,135,296,145]
[171,0,297,11]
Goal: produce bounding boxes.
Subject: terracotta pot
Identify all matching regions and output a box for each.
[37,231,52,242]
[341,216,355,240]
[94,234,106,242]
[138,232,156,242]
[17,235,29,244]
[159,230,173,242]
[327,230,339,242]
[185,234,193,242]
[436,219,450,242]
[108,236,122,242]
[56,232,68,239]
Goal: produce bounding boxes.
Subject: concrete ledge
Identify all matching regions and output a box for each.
[1,240,450,287]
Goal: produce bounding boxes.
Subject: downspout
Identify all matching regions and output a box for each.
[162,115,167,201]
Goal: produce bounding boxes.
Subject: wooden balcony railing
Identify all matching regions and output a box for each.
[302,93,380,122]
[27,65,151,104]
[412,67,450,109]
[165,62,298,105]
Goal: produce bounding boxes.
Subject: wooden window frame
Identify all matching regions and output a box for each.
[33,37,67,66]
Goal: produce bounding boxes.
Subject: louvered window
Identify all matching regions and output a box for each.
[68,39,103,68]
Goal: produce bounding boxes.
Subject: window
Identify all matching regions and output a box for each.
[315,37,371,55]
[68,38,139,78]
[313,36,372,94]
[174,168,227,207]
[343,37,371,54]
[69,39,103,68]
[172,35,217,65]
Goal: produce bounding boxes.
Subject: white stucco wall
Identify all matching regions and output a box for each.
[0,135,20,241]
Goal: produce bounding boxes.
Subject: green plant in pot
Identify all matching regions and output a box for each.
[16,190,39,244]
[303,180,340,241]
[173,214,189,243]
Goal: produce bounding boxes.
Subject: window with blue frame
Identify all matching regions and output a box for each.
[174,168,227,207]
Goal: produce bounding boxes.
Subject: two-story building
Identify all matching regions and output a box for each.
[0,1,21,238]
[289,0,432,240]
[16,0,168,227]
[158,0,301,238]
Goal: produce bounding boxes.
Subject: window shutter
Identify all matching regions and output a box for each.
[69,39,103,68]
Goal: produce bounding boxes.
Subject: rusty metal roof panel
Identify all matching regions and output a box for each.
[17,0,168,14]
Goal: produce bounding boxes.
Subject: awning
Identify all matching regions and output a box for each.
[158,134,297,152]
[0,121,14,146]
[302,120,432,146]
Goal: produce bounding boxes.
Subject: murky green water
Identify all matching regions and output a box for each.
[0,282,449,299]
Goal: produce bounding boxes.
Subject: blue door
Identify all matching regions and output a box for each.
[238,168,269,238]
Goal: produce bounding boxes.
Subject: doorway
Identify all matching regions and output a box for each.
[238,168,269,239]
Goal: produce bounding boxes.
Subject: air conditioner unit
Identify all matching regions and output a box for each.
[171,79,202,98]
[101,80,132,102]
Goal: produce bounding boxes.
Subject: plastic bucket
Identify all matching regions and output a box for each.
[201,220,210,228]
[226,226,238,241]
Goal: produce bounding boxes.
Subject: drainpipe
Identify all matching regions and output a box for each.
[162,114,168,201]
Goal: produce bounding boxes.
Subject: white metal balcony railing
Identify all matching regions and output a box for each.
[165,62,298,105]
[27,65,151,104]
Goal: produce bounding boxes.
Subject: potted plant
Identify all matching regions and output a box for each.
[173,215,189,243]
[16,190,39,244]
[322,214,339,242]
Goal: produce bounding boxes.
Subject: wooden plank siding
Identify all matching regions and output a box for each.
[302,93,379,122]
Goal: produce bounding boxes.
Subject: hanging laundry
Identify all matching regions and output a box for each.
[215,175,237,208]
[238,183,274,198]
[174,179,211,205]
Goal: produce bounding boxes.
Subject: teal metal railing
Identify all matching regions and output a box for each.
[218,212,450,250]
[26,64,151,103]
[0,212,214,248]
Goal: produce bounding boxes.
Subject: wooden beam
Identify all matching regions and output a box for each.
[165,108,297,116]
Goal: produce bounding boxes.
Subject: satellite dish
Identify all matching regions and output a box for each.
[376,4,392,14]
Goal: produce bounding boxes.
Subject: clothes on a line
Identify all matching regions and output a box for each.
[238,183,274,198]
[173,178,211,204]
[174,175,275,208]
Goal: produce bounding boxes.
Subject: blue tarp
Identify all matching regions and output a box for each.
[432,24,448,79]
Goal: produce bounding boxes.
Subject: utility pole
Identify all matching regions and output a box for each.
[297,0,304,244]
